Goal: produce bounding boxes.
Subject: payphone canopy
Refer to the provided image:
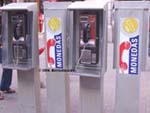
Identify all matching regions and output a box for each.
[0,3,37,11]
[0,3,39,70]
[68,0,110,10]
[68,1,108,77]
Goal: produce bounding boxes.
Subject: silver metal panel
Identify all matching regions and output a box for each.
[114,9,146,74]
[32,5,39,68]
[68,0,111,10]
[145,12,150,71]
[44,2,71,10]
[46,72,70,113]
[114,1,150,9]
[43,3,70,113]
[18,69,41,113]
[80,77,103,113]
[0,3,37,11]
[141,10,149,71]
[102,4,108,75]
[44,2,71,69]
[113,2,150,113]
[115,76,140,113]
[67,11,74,70]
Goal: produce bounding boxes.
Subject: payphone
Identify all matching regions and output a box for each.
[0,3,41,113]
[68,1,107,77]
[79,12,99,65]
[68,2,109,113]
[0,3,38,70]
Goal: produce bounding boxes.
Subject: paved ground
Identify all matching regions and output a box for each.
[0,34,150,113]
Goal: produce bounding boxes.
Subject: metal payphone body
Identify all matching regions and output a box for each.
[68,1,108,77]
[113,1,150,113]
[43,2,71,113]
[0,3,41,113]
[1,3,38,70]
[67,1,109,113]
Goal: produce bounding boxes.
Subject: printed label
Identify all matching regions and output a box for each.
[123,18,138,33]
[46,17,63,69]
[48,17,60,32]
[54,33,63,68]
[129,36,139,74]
[119,17,139,75]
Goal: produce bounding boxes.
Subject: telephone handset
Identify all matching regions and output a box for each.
[83,23,90,43]
[119,41,131,70]
[13,19,24,40]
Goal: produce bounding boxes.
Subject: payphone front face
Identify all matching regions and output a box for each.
[69,9,107,77]
[67,1,108,77]
[1,3,39,70]
[79,12,99,65]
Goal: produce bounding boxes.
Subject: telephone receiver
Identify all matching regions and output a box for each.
[119,41,131,70]
[13,20,23,40]
[47,39,56,65]
[83,23,91,43]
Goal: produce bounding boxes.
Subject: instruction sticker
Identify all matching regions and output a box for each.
[46,17,63,69]
[119,17,139,75]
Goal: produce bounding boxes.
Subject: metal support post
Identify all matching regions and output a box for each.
[80,77,103,113]
[43,2,71,113]
[113,1,150,113]
[17,69,41,113]
[47,72,70,113]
